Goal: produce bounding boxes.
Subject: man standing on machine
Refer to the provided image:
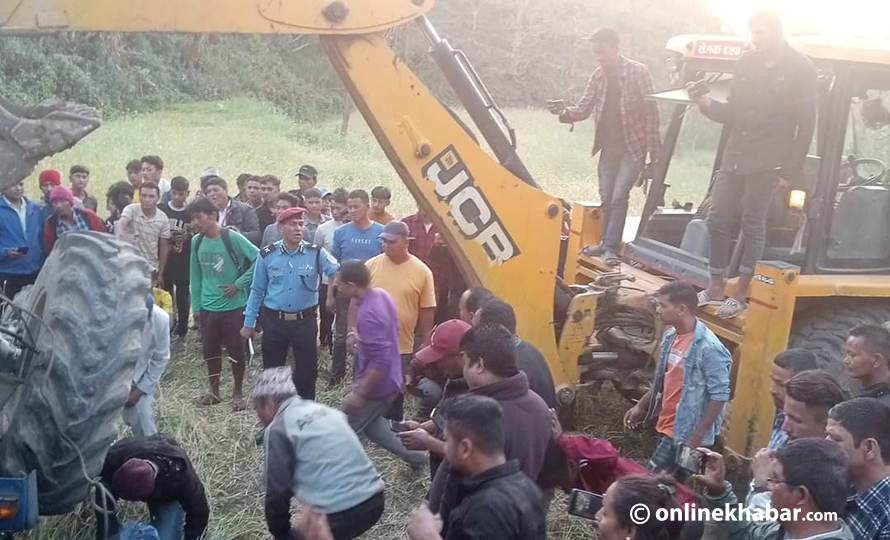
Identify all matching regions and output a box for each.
[690,10,817,318]
[548,27,661,267]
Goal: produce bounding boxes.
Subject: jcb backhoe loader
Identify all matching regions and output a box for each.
[1,0,890,521]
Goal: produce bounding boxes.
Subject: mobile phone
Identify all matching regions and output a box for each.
[687,78,710,100]
[389,420,411,433]
[676,444,705,475]
[568,489,604,520]
[16,247,28,254]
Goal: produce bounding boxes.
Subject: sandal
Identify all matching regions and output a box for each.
[716,297,747,319]
[231,396,246,411]
[582,244,605,257]
[194,393,221,407]
[697,290,724,307]
[603,252,621,266]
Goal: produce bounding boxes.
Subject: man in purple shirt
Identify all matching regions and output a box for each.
[337,260,427,468]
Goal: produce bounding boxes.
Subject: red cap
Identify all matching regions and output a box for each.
[38,169,62,187]
[415,319,472,364]
[276,207,307,224]
[112,458,156,500]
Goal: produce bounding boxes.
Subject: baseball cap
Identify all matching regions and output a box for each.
[297,165,317,178]
[112,458,157,500]
[379,220,412,242]
[277,207,307,223]
[415,319,472,364]
[200,167,220,180]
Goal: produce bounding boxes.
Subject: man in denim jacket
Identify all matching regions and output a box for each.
[624,281,732,478]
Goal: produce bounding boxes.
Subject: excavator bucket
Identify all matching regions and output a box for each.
[0,97,100,192]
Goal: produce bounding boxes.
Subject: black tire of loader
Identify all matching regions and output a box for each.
[787,298,890,392]
[0,232,150,515]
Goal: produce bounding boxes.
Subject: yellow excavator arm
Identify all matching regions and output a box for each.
[0,0,576,386]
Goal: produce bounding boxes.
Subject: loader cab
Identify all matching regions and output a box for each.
[623,35,890,286]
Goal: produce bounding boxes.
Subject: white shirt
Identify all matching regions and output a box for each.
[218,200,231,227]
[314,219,344,285]
[158,177,171,200]
[3,196,27,234]
[132,305,171,396]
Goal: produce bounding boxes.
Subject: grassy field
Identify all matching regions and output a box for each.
[24,98,715,219]
[21,98,689,539]
[25,341,655,540]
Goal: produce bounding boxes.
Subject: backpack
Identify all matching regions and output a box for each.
[193,228,251,276]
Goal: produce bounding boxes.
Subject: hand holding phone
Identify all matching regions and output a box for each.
[389,420,411,433]
[547,99,567,115]
[567,489,604,520]
[686,79,710,101]
[676,444,705,475]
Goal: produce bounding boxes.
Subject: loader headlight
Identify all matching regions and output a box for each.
[789,190,806,210]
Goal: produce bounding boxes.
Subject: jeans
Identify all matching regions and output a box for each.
[261,308,318,400]
[348,394,427,467]
[598,148,645,251]
[385,354,413,421]
[122,393,157,437]
[97,501,185,540]
[416,377,443,417]
[706,170,779,275]
[330,292,351,385]
[294,492,385,540]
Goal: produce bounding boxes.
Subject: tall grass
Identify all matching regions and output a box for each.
[25,99,715,219]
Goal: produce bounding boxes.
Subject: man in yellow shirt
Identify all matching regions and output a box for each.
[365,220,436,420]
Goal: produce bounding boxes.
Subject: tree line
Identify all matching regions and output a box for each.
[0,0,718,119]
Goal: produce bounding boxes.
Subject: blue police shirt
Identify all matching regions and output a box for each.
[244,240,340,328]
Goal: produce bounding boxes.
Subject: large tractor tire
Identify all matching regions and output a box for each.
[0,232,150,515]
[787,298,890,391]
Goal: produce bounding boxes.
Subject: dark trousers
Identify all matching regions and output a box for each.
[318,284,335,348]
[162,265,190,336]
[330,291,351,385]
[0,271,38,300]
[294,492,385,540]
[261,307,318,400]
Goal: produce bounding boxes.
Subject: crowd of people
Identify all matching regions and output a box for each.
[4,8,890,540]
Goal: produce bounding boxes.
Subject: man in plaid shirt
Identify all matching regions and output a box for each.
[550,27,661,266]
[827,398,890,540]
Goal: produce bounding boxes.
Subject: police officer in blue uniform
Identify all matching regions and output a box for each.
[241,207,339,399]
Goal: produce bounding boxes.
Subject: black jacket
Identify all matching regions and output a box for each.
[702,42,817,186]
[446,460,546,540]
[429,373,552,535]
[515,337,557,408]
[97,435,209,540]
[857,383,890,407]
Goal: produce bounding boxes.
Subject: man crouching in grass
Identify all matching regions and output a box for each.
[253,367,386,540]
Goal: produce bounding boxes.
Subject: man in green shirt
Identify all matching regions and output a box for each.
[188,198,259,410]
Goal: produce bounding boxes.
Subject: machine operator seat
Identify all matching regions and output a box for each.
[827,185,890,262]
